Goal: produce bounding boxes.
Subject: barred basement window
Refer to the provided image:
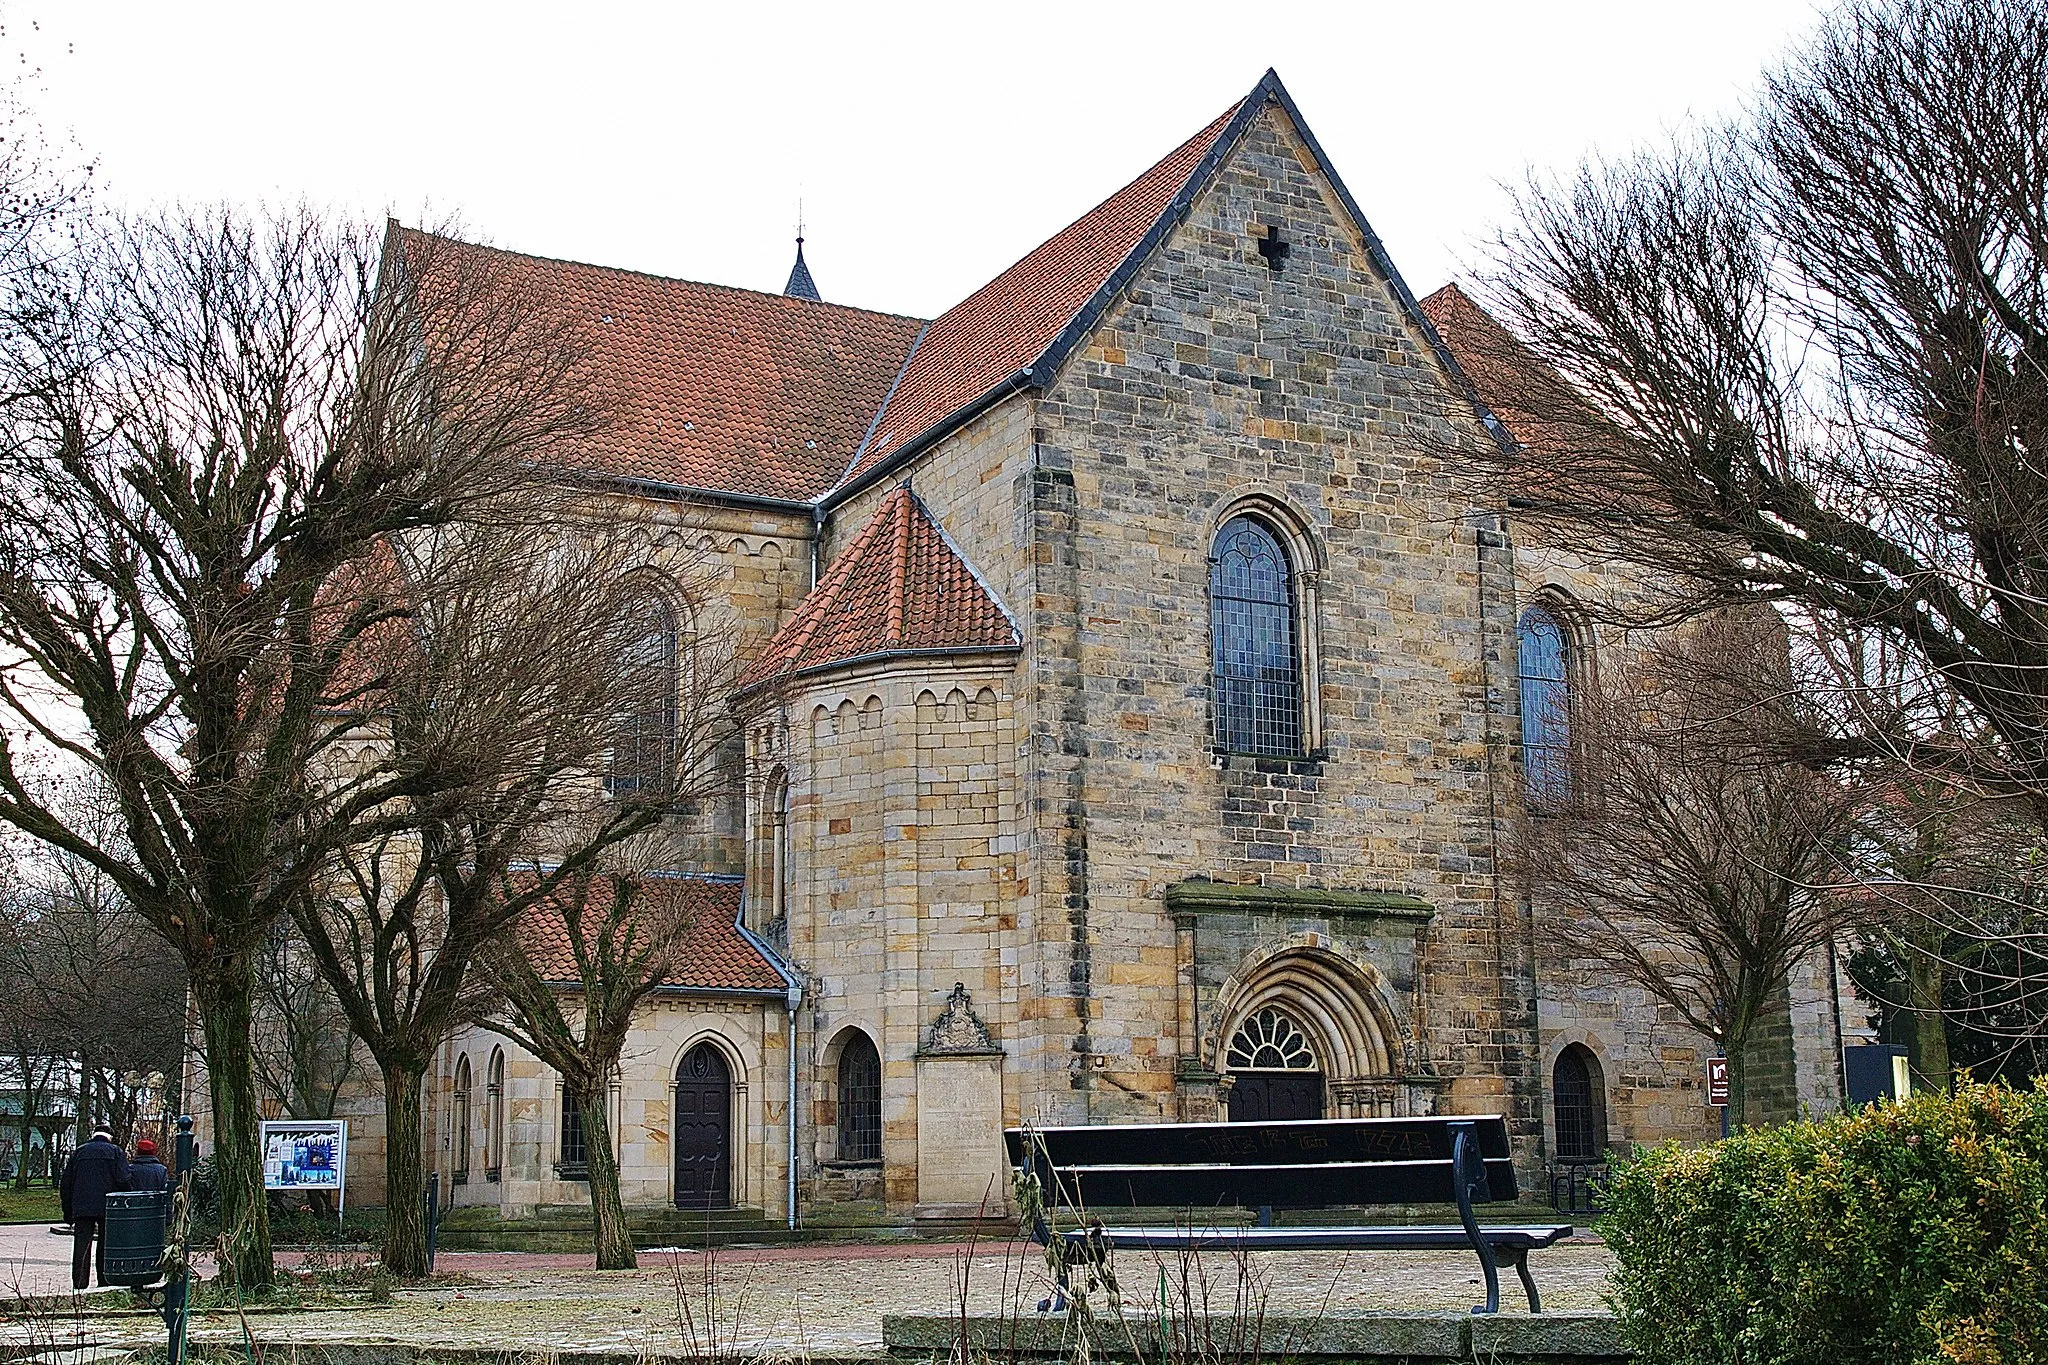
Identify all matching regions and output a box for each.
[1211,516,1303,757]
[836,1033,882,1162]
[1225,1007,1317,1070]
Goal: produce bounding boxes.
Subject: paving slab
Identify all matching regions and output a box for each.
[0,1237,1619,1358]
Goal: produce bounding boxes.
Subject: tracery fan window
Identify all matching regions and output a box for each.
[1225,1007,1318,1070]
[1211,516,1302,757]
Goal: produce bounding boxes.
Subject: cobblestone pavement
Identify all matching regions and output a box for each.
[2,1237,1619,1357]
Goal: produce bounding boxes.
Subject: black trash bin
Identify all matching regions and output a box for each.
[102,1189,169,1287]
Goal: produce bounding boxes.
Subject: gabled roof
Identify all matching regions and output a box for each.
[397,230,921,503]
[392,69,1509,511]
[837,103,1244,490]
[513,874,787,993]
[828,70,1514,503]
[740,485,1019,689]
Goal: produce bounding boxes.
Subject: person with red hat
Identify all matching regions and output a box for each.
[128,1139,169,1194]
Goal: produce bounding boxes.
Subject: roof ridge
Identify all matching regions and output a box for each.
[396,225,928,326]
[885,486,913,645]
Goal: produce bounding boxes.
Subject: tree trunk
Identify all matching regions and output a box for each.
[1722,1029,1748,1135]
[1904,949,1951,1091]
[578,1088,635,1270]
[15,1061,36,1191]
[191,971,273,1289]
[380,1061,430,1279]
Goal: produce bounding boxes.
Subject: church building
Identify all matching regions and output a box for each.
[336,71,1853,1224]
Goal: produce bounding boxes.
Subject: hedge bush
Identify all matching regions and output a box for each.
[1601,1080,2048,1365]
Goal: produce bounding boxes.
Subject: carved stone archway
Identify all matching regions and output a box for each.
[1207,942,1426,1118]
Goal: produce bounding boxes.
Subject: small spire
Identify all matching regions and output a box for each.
[783,201,821,302]
[783,236,821,302]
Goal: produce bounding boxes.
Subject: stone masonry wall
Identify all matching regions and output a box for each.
[997,101,1538,1151]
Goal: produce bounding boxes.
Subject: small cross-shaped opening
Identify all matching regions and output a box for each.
[1256,224,1290,272]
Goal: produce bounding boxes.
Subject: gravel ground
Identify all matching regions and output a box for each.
[0,1238,1619,1357]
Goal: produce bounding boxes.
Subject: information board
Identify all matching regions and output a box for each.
[260,1118,347,1217]
[1706,1055,1730,1107]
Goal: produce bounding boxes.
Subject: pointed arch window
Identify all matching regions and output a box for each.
[836,1032,882,1163]
[1518,603,1571,809]
[485,1048,505,1182]
[452,1056,473,1185]
[1211,516,1302,757]
[609,593,680,798]
[1552,1044,1606,1162]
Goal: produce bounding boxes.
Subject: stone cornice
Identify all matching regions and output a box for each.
[1163,880,1433,922]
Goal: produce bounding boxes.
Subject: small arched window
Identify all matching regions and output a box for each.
[1211,516,1302,757]
[609,593,680,798]
[836,1032,882,1162]
[452,1056,472,1183]
[1552,1044,1606,1163]
[1518,603,1571,808]
[486,1048,505,1181]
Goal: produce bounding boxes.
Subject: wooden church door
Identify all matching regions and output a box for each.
[673,1042,732,1209]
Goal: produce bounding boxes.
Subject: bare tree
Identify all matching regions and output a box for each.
[289,515,736,1277]
[474,851,703,1269]
[0,210,592,1284]
[1515,613,1864,1126]
[1451,0,2048,829]
[251,921,363,1122]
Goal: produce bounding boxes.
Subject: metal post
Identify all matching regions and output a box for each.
[165,1115,198,1365]
[424,1173,439,1274]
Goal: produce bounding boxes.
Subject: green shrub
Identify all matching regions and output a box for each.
[1601,1080,2048,1365]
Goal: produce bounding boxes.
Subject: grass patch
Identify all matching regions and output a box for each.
[0,1185,62,1224]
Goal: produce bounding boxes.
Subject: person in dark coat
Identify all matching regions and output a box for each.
[127,1139,169,1193]
[60,1129,129,1290]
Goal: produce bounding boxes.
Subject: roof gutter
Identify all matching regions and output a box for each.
[819,367,1037,514]
[565,468,823,517]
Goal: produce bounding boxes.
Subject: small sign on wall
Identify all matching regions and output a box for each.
[1706,1055,1730,1108]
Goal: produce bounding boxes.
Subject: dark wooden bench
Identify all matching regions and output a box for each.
[1004,1115,1573,1315]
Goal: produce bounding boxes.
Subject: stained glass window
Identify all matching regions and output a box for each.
[1518,604,1570,808]
[1211,517,1302,756]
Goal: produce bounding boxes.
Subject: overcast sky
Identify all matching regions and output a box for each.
[22,1,1823,321]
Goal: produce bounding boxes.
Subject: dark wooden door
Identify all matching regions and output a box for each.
[1227,1071,1324,1122]
[673,1043,731,1209]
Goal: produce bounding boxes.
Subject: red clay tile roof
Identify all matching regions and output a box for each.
[1420,283,1610,479]
[400,230,923,503]
[839,103,1244,486]
[513,874,786,992]
[741,486,1018,689]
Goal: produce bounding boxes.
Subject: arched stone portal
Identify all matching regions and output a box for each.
[1209,943,1413,1118]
